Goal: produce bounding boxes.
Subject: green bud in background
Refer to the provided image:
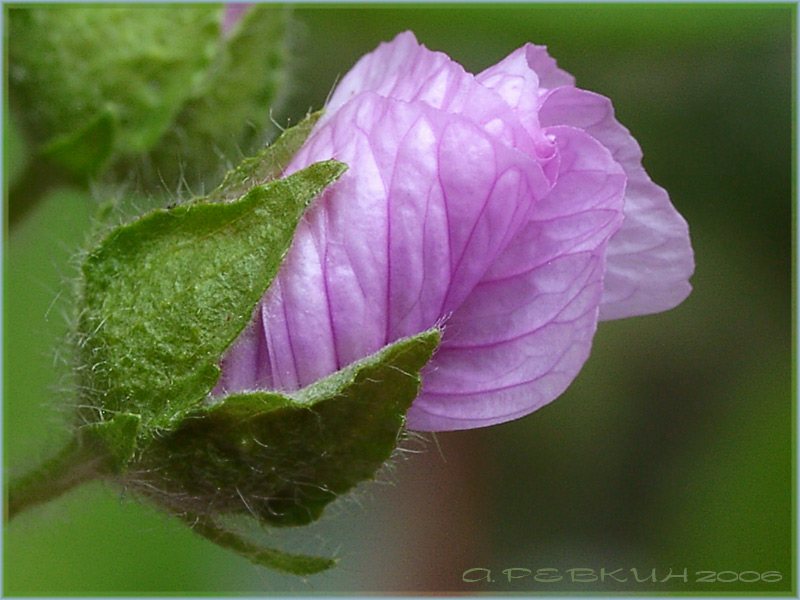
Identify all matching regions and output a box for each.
[129,4,291,192]
[9,5,221,172]
[8,4,290,223]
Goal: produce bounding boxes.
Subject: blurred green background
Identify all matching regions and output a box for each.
[4,3,793,594]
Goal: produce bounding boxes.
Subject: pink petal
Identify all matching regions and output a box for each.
[216,35,694,432]
[222,92,552,394]
[213,312,272,394]
[521,45,576,89]
[222,3,250,34]
[475,44,574,138]
[324,31,555,163]
[538,86,694,320]
[407,126,625,430]
[478,44,693,320]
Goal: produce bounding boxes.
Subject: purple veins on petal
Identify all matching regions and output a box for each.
[410,251,607,431]
[258,94,552,394]
[215,31,694,431]
[406,127,626,431]
[537,87,694,320]
[324,31,554,163]
[213,307,272,395]
[479,45,694,321]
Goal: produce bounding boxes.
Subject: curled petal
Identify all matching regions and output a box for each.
[407,127,625,430]
[538,86,694,320]
[476,44,573,138]
[521,45,576,89]
[478,44,694,320]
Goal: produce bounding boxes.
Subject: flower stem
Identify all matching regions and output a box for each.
[8,157,78,229]
[6,438,106,521]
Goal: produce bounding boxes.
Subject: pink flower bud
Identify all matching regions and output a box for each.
[222,3,250,35]
[216,32,694,431]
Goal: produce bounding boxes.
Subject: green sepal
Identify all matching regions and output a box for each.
[76,159,347,434]
[39,106,115,179]
[205,110,323,205]
[137,328,441,528]
[81,413,141,471]
[181,513,336,576]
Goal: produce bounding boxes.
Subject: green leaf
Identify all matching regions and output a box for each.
[8,5,222,156]
[76,160,347,434]
[136,328,441,528]
[40,106,115,178]
[140,5,293,192]
[204,110,323,205]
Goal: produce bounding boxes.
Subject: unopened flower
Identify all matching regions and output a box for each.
[216,31,694,431]
[222,3,251,34]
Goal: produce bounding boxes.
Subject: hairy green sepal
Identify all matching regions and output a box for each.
[176,514,337,576]
[205,110,323,205]
[134,328,440,574]
[68,109,442,575]
[77,159,346,448]
[140,328,440,524]
[83,413,142,468]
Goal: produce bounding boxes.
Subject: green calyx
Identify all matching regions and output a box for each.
[69,114,442,575]
[77,158,346,439]
[136,328,441,527]
[75,111,338,472]
[134,328,440,575]
[76,110,326,459]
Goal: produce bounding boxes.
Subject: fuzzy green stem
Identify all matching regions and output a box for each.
[6,438,107,521]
